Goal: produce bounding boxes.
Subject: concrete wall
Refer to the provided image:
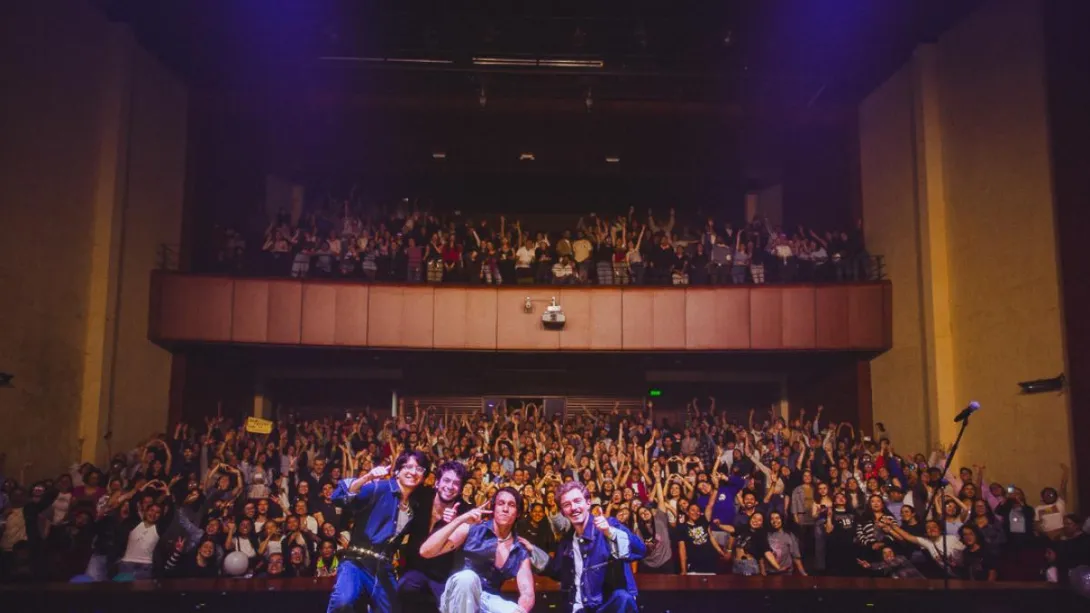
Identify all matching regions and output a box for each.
[860,0,1073,501]
[0,1,187,479]
[108,44,189,453]
[859,67,932,454]
[936,0,1071,494]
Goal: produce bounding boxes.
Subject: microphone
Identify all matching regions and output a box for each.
[953,401,980,423]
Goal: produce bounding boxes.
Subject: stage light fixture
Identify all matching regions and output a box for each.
[1018,374,1065,394]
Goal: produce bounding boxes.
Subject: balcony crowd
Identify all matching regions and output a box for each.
[210,199,875,285]
[1,398,1086,588]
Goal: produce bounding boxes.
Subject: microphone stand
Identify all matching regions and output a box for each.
[923,415,971,590]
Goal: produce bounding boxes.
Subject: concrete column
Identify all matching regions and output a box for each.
[910,44,959,445]
[777,378,790,423]
[253,379,272,419]
[77,24,136,465]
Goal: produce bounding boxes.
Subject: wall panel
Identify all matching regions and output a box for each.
[815,286,851,349]
[848,285,886,349]
[266,281,302,344]
[781,287,817,349]
[621,291,654,350]
[159,276,232,341]
[334,285,369,346]
[685,290,719,349]
[558,289,592,350]
[716,288,752,349]
[368,286,405,348]
[465,290,499,350]
[150,275,891,354]
[300,283,337,345]
[750,289,784,349]
[401,287,436,347]
[231,280,269,343]
[433,288,469,349]
[588,290,624,349]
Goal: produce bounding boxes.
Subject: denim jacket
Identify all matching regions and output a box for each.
[530,518,646,611]
[332,477,423,553]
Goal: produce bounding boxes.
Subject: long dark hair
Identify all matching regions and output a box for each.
[493,486,523,521]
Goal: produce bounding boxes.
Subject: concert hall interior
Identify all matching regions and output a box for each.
[2,0,1090,611]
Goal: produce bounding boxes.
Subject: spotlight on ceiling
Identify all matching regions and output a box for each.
[432,151,447,160]
[519,153,536,161]
[605,156,620,164]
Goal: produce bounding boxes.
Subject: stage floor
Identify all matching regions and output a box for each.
[0,575,1083,613]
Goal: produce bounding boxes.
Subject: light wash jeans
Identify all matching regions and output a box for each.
[439,569,522,613]
[116,561,154,580]
[84,554,109,582]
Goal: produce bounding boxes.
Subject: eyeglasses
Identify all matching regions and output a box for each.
[401,465,427,475]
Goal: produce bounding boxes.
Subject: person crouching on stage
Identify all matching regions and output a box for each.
[326,451,430,613]
[528,481,646,613]
[419,487,535,613]
[398,461,471,610]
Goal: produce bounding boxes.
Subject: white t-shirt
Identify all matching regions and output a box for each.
[234,536,257,559]
[51,492,73,525]
[915,535,964,571]
[122,522,161,565]
[1035,498,1066,533]
[552,262,573,278]
[515,247,536,268]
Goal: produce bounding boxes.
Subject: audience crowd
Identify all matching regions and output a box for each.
[2,398,1086,587]
[211,199,874,285]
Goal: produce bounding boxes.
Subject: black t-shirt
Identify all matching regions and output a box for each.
[960,546,997,581]
[677,518,719,573]
[516,518,557,553]
[894,520,927,556]
[733,525,770,561]
[829,508,857,543]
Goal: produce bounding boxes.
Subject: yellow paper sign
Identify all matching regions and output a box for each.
[245,417,273,434]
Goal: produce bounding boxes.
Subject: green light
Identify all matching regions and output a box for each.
[648,389,662,397]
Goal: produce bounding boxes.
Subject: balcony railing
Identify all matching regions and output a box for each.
[149,271,892,353]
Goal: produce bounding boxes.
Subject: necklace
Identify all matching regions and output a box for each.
[496,532,513,543]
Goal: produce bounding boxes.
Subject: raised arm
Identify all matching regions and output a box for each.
[419,503,488,558]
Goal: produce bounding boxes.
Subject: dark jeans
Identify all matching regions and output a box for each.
[587,590,638,613]
[397,569,444,612]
